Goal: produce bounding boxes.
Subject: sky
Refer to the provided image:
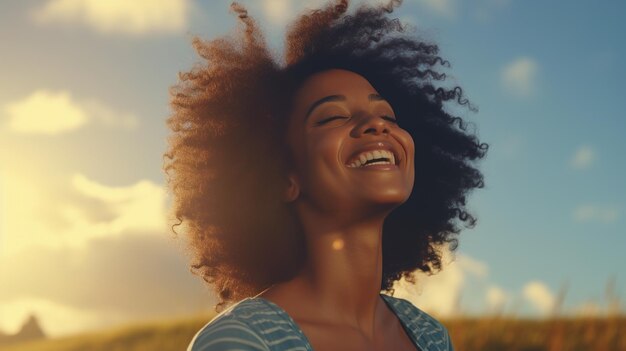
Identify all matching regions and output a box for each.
[1,0,625,338]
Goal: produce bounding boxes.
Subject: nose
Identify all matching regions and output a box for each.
[350,114,390,137]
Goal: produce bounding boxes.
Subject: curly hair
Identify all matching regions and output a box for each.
[164,0,488,312]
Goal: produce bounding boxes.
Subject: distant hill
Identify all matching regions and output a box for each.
[0,314,46,347]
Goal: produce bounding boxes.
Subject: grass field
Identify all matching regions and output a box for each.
[446,315,626,351]
[3,313,626,351]
[1,314,212,351]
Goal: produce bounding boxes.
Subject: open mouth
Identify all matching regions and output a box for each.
[346,149,397,168]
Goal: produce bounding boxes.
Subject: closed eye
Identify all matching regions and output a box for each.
[316,115,397,125]
[316,116,349,125]
[382,116,398,124]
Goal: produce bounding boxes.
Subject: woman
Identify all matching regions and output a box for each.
[164,0,487,350]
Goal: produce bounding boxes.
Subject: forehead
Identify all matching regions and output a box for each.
[290,69,378,111]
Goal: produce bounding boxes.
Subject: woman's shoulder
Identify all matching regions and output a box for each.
[187,298,268,351]
[381,294,454,351]
[381,293,449,331]
[187,297,309,351]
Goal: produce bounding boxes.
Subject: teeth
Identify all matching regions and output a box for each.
[347,149,396,168]
[363,160,392,167]
[359,154,367,165]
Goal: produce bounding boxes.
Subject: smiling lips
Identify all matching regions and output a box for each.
[346,149,396,168]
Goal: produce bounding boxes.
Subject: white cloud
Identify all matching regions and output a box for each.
[262,0,294,26]
[259,0,424,28]
[81,99,139,130]
[485,285,509,312]
[3,91,87,134]
[0,171,166,256]
[570,145,594,169]
[391,249,488,316]
[501,57,538,97]
[2,90,138,135]
[573,204,620,223]
[32,0,190,36]
[522,281,555,315]
[260,0,344,27]
[66,173,168,234]
[0,168,209,337]
[0,171,61,256]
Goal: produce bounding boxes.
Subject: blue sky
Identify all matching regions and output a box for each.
[0,0,624,337]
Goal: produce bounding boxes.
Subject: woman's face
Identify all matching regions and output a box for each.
[285,69,415,216]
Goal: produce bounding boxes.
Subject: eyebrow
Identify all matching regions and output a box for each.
[304,93,387,120]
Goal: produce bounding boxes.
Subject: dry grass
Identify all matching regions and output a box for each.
[446,278,626,351]
[4,314,625,351]
[1,314,213,351]
[445,315,626,351]
[4,280,624,351]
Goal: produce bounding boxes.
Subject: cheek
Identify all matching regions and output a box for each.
[306,131,344,168]
[286,121,345,197]
[399,130,416,181]
[406,134,416,162]
[396,128,415,161]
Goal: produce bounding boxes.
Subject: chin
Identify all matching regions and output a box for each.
[361,190,411,207]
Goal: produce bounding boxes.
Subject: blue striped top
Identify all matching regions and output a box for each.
[187,293,454,351]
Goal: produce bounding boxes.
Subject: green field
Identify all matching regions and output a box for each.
[4,314,626,351]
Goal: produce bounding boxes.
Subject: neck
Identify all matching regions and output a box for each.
[289,204,390,336]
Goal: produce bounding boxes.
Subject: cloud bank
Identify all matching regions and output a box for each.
[391,249,488,316]
[3,91,87,135]
[32,0,190,36]
[2,90,138,135]
[522,281,556,315]
[0,171,208,337]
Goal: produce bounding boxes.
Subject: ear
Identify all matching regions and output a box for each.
[282,172,300,203]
